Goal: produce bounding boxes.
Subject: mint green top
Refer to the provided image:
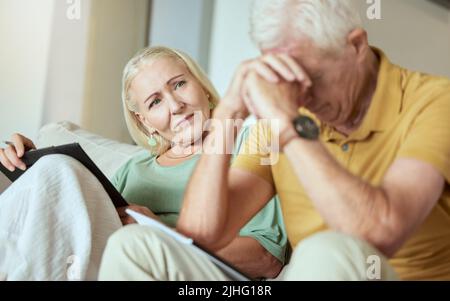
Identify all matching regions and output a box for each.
[111,127,288,263]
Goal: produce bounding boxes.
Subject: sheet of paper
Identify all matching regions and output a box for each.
[125,209,193,244]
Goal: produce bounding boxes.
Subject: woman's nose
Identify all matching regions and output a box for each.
[167,94,185,114]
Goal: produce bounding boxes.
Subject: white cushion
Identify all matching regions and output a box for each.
[36,121,144,179]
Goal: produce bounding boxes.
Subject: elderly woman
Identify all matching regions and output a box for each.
[0,46,287,281]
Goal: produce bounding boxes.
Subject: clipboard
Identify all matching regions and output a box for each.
[126,209,252,281]
[0,143,129,208]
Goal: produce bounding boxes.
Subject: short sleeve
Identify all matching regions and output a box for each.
[238,197,288,264]
[232,121,275,186]
[110,158,133,194]
[397,89,450,183]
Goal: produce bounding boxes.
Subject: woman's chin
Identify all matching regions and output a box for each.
[172,128,204,148]
[189,130,205,146]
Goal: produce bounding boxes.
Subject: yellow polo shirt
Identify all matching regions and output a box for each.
[233,50,450,280]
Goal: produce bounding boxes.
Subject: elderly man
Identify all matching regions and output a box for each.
[100,0,449,280]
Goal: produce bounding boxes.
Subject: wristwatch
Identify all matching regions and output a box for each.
[292,115,320,140]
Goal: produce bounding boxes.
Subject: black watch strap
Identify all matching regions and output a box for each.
[293,115,320,140]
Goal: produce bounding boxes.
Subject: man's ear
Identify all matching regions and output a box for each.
[347,28,369,61]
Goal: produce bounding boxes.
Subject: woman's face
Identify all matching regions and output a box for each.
[130,57,211,148]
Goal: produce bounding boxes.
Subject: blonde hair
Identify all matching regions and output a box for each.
[122,46,220,155]
[250,0,362,53]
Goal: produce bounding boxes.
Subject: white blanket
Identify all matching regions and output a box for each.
[0,155,122,280]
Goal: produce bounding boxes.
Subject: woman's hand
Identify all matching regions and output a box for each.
[0,133,36,172]
[116,204,160,225]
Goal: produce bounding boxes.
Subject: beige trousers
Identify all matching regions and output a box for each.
[98,225,398,281]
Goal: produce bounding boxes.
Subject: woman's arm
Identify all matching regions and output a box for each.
[178,108,276,250]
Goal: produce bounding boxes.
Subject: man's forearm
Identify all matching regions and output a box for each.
[283,135,393,253]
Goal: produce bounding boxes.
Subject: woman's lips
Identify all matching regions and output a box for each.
[175,113,195,129]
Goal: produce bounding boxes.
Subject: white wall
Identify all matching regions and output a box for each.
[0,0,55,141]
[42,0,91,127]
[207,0,450,97]
[0,0,149,144]
[82,0,149,143]
[363,0,450,78]
[150,0,214,71]
[208,0,258,96]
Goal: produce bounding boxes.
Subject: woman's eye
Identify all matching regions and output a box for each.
[149,98,161,109]
[174,80,186,90]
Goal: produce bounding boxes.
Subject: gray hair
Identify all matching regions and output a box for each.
[250,0,362,52]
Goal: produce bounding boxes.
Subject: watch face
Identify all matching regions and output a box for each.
[294,116,320,140]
